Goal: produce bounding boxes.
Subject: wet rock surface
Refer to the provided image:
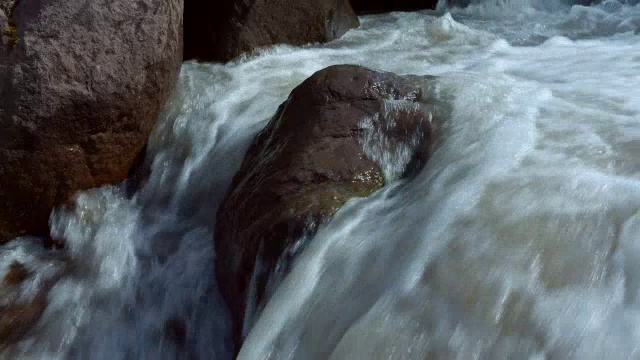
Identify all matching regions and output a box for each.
[349,0,438,14]
[0,240,68,347]
[215,64,440,351]
[0,0,183,243]
[184,0,359,62]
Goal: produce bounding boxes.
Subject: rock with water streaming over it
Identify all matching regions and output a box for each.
[0,240,68,347]
[184,0,359,62]
[0,0,183,243]
[0,263,47,347]
[215,64,438,351]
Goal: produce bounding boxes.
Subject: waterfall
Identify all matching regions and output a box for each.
[2,1,639,359]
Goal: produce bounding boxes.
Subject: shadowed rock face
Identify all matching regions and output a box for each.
[349,0,438,14]
[0,0,183,243]
[184,0,359,63]
[215,64,439,351]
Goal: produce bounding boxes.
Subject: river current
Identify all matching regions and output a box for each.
[2,0,640,359]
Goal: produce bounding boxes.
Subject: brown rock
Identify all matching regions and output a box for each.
[349,0,438,14]
[0,261,43,347]
[184,0,359,62]
[3,262,28,287]
[0,0,184,243]
[0,294,47,347]
[0,241,69,347]
[215,64,438,350]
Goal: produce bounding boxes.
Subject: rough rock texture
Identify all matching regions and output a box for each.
[215,64,438,350]
[0,0,183,243]
[184,0,359,62]
[349,0,438,14]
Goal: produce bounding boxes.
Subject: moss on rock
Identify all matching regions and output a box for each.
[3,23,17,49]
[215,64,435,353]
[1,0,19,50]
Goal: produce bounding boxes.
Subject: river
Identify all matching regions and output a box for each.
[2,0,640,359]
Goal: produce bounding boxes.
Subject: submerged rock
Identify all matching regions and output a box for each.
[2,262,28,286]
[0,262,46,347]
[0,239,68,347]
[0,0,183,243]
[215,64,440,350]
[184,0,359,62]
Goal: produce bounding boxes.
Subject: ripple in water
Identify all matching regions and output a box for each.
[2,0,640,359]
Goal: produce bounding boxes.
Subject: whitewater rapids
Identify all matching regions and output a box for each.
[2,0,640,359]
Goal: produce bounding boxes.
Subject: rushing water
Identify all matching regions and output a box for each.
[2,0,640,359]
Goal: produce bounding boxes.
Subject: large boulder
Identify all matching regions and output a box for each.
[0,0,183,243]
[184,0,359,62]
[215,64,439,350]
[349,0,438,14]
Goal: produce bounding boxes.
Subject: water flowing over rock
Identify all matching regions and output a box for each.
[444,0,600,7]
[0,0,637,357]
[0,239,68,347]
[215,64,438,351]
[0,0,183,243]
[184,0,359,62]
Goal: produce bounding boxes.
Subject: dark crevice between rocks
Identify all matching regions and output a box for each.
[125,141,150,197]
[0,121,38,152]
[164,317,187,349]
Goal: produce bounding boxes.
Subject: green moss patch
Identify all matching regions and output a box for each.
[4,23,18,49]
[1,0,20,50]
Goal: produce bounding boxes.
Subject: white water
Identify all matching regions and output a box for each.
[2,0,640,359]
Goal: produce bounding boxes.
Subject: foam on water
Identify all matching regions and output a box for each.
[443,0,640,44]
[2,0,640,358]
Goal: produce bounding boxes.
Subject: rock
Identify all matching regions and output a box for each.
[215,64,439,350]
[184,0,359,62]
[2,262,28,287]
[349,0,438,14]
[0,245,68,348]
[164,317,187,348]
[0,0,183,243]
[0,267,46,347]
[0,294,47,346]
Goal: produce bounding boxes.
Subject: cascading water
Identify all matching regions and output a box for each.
[1,0,639,359]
